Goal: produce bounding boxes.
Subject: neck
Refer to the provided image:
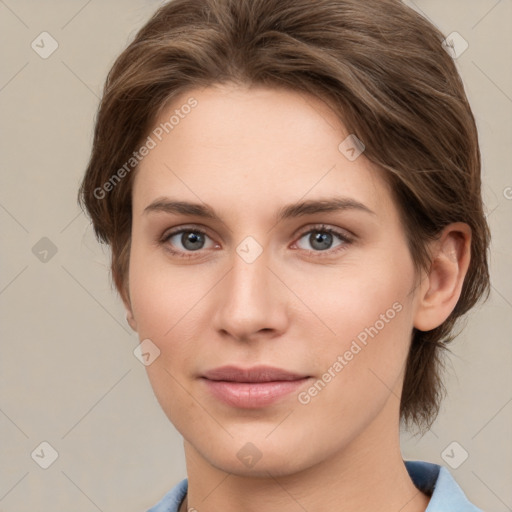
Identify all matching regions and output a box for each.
[182,407,429,512]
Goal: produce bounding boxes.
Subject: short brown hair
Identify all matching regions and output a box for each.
[79,0,490,432]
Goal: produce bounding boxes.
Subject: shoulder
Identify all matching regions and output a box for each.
[405,460,484,512]
[146,478,188,512]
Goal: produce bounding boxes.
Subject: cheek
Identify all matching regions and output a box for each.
[127,242,222,379]
[288,254,414,349]
[128,247,211,429]
[292,286,413,454]
[128,242,209,339]
[290,252,415,404]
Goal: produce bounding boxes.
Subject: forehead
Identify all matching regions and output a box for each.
[133,84,396,223]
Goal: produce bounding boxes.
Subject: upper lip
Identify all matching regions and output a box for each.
[202,365,308,383]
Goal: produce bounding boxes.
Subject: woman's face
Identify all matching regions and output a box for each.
[128,84,422,475]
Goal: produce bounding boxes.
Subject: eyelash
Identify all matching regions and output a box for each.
[159,224,354,260]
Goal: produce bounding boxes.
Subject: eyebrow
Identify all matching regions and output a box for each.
[143,196,375,223]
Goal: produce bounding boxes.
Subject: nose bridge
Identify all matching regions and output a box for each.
[212,238,286,339]
[226,243,272,311]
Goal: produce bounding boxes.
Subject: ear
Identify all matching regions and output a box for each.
[413,222,471,332]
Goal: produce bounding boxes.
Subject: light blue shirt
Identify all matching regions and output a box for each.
[147,460,483,511]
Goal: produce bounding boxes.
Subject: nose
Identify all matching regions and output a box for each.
[211,241,289,342]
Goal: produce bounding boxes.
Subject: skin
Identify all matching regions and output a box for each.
[124,83,471,512]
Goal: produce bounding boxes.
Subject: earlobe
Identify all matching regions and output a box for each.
[116,275,138,331]
[413,223,471,332]
[120,289,138,332]
[126,308,138,331]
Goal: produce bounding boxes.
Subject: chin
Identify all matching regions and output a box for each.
[194,429,329,478]
[209,449,309,478]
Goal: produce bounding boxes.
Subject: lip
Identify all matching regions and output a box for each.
[201,365,311,408]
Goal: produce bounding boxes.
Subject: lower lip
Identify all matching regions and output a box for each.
[202,378,310,408]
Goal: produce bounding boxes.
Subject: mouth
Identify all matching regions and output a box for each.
[201,365,311,408]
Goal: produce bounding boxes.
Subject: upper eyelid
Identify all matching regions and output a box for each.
[293,226,354,250]
[295,224,354,240]
[161,223,216,239]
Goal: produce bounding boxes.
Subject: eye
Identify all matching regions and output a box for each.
[161,227,218,257]
[294,225,353,255]
[159,224,353,260]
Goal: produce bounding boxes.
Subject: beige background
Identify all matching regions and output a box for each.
[0,0,511,511]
